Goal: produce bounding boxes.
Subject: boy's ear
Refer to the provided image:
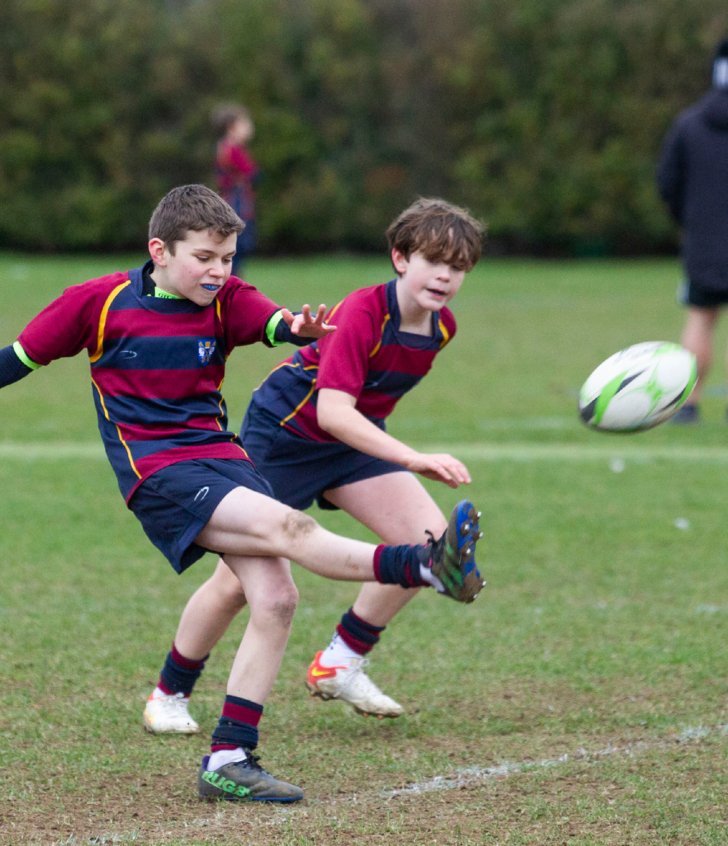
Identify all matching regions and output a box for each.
[148,237,168,265]
[391,247,408,274]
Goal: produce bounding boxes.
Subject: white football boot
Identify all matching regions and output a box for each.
[143,690,200,734]
[306,651,404,718]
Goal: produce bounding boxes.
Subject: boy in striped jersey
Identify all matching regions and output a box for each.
[0,186,484,803]
[147,197,486,733]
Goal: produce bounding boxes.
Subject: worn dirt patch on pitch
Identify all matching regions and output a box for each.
[4,724,725,846]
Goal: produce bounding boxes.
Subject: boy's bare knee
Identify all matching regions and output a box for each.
[255,583,299,629]
[273,590,299,628]
[282,509,317,539]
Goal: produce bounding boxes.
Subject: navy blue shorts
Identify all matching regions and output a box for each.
[678,279,728,308]
[129,458,275,574]
[241,405,404,511]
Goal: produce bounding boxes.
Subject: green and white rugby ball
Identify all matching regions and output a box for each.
[579,341,698,432]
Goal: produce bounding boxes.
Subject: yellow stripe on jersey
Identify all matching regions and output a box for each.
[369,314,391,358]
[91,376,142,479]
[89,280,132,364]
[438,317,451,348]
[280,380,317,427]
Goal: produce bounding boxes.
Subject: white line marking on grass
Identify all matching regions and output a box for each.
[473,417,576,432]
[695,603,728,615]
[420,442,728,463]
[0,441,104,460]
[3,440,728,465]
[385,723,727,797]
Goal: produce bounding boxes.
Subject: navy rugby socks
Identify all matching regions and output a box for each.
[157,642,208,697]
[373,543,428,589]
[211,695,263,753]
[336,607,385,656]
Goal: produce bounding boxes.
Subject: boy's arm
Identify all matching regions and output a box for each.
[0,343,35,388]
[266,305,336,347]
[316,388,471,489]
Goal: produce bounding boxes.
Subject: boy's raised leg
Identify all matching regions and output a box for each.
[196,489,485,601]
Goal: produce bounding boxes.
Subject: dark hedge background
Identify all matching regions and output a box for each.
[1,0,726,254]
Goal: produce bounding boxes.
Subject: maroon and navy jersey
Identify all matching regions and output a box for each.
[16,264,280,501]
[248,279,456,442]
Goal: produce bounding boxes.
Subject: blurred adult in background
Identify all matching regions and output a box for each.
[212,104,260,276]
[657,39,728,424]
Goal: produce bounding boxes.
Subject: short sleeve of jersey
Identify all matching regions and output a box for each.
[16,272,130,365]
[314,285,384,398]
[217,278,282,349]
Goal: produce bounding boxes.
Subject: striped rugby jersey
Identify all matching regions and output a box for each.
[248,279,456,442]
[16,263,281,501]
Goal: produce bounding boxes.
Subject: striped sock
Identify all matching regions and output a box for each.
[157,642,208,696]
[373,543,427,588]
[334,607,385,656]
[211,695,263,752]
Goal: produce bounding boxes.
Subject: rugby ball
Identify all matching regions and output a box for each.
[579,341,697,432]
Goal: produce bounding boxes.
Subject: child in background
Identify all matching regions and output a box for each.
[144,197,486,733]
[212,103,259,275]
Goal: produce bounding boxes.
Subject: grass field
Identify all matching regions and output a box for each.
[0,252,726,845]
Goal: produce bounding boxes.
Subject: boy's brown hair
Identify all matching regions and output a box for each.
[148,184,243,250]
[386,197,485,272]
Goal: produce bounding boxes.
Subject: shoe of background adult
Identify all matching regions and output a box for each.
[305,651,404,718]
[672,403,700,424]
[143,691,200,734]
[421,499,485,603]
[198,750,304,802]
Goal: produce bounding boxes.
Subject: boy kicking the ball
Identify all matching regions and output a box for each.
[143,197,486,734]
[0,185,484,803]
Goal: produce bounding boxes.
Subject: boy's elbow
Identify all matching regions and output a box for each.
[316,405,346,437]
[316,409,336,435]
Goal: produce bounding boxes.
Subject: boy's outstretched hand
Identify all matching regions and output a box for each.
[282,305,337,339]
[405,452,472,489]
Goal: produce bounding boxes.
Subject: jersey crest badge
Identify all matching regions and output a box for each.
[197,339,217,365]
